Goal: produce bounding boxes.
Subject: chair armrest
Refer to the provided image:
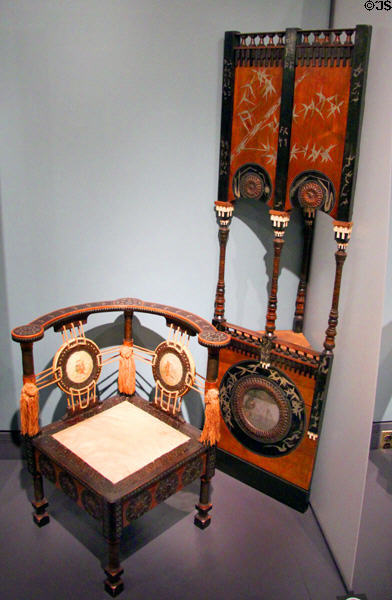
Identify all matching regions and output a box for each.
[11,297,230,349]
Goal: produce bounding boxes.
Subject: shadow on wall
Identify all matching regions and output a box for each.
[10,313,205,435]
[375,320,392,420]
[232,196,303,327]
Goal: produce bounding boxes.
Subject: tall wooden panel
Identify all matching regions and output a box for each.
[212,27,371,511]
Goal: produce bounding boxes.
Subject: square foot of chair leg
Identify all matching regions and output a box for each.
[104,579,124,597]
[194,514,211,529]
[33,513,50,527]
[104,566,124,597]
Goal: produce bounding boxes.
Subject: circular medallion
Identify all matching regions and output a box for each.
[59,472,78,501]
[152,342,195,396]
[298,181,324,209]
[155,472,179,504]
[38,454,56,483]
[159,352,183,387]
[126,489,152,522]
[81,489,102,520]
[240,172,264,200]
[182,457,204,487]
[219,361,305,457]
[231,375,292,444]
[289,170,335,214]
[232,163,272,203]
[53,337,102,394]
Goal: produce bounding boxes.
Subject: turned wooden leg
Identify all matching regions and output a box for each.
[32,473,50,527]
[104,540,124,597]
[103,501,124,596]
[194,475,212,529]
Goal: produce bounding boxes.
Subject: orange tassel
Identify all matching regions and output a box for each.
[118,344,136,395]
[20,382,39,437]
[199,388,221,446]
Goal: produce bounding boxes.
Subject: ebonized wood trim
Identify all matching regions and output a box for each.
[338,25,372,221]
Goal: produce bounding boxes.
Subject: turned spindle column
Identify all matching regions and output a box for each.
[261,210,290,368]
[323,221,353,354]
[103,502,124,596]
[213,201,234,325]
[19,342,50,526]
[195,347,219,528]
[293,208,316,333]
[123,310,133,345]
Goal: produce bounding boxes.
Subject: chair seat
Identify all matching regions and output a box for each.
[33,395,206,503]
[52,401,191,484]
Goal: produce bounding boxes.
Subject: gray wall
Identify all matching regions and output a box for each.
[308,0,392,589]
[0,0,330,429]
[374,186,392,422]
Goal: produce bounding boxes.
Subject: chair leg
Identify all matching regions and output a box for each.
[194,475,212,529]
[31,473,50,527]
[104,540,124,597]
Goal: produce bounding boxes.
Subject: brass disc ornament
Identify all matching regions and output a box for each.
[298,180,324,209]
[152,341,195,396]
[240,172,264,200]
[289,170,336,214]
[53,337,102,394]
[232,163,272,203]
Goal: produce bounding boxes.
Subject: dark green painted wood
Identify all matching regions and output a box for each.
[217,31,239,203]
[273,28,299,211]
[338,25,372,222]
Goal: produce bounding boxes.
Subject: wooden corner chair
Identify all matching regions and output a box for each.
[12,297,230,596]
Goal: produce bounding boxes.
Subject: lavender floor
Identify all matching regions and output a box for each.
[353,449,392,599]
[0,450,390,600]
[0,456,345,600]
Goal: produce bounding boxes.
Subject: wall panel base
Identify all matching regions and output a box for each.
[216,448,309,513]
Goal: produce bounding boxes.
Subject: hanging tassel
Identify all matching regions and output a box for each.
[199,388,221,446]
[20,382,39,437]
[118,344,136,395]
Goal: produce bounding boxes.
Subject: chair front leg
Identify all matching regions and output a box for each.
[24,436,50,527]
[194,475,212,529]
[103,502,124,597]
[194,447,216,530]
[32,472,50,527]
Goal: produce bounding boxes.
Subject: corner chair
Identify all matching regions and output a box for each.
[11,297,230,596]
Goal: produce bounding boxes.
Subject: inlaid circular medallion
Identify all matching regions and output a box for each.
[53,337,102,394]
[289,170,335,214]
[182,457,204,487]
[38,454,56,483]
[231,375,292,444]
[152,341,195,396]
[59,472,78,501]
[81,489,102,520]
[232,163,272,203]
[240,172,264,200]
[126,489,152,522]
[219,361,305,457]
[155,473,179,504]
[298,181,324,209]
[159,352,183,387]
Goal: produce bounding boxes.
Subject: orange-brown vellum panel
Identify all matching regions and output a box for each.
[229,66,283,204]
[286,65,351,217]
